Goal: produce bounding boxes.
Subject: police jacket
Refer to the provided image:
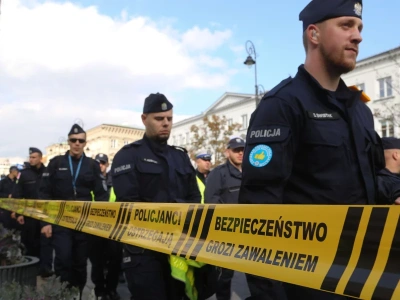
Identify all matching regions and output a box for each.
[39,151,107,202]
[111,135,201,204]
[204,160,241,204]
[0,176,16,198]
[13,164,45,199]
[377,168,400,204]
[239,65,384,205]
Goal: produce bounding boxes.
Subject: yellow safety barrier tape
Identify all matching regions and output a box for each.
[0,199,399,300]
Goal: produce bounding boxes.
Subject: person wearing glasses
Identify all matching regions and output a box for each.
[39,124,108,299]
[194,149,212,203]
[204,136,246,300]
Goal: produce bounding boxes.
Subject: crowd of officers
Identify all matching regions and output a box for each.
[1,0,400,300]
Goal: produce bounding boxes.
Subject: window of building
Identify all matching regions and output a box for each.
[381,120,395,137]
[227,118,233,126]
[241,114,248,130]
[356,83,365,92]
[378,77,393,98]
[124,140,129,145]
[111,139,117,149]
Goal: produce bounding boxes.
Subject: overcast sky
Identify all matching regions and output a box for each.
[1,0,399,161]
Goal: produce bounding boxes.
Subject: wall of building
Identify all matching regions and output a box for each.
[342,47,400,137]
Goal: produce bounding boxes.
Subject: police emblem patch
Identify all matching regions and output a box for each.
[354,2,362,16]
[99,154,104,157]
[249,145,273,168]
[74,128,78,133]
[161,103,167,111]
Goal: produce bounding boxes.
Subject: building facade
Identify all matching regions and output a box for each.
[170,47,400,158]
[342,46,400,137]
[169,92,258,156]
[45,123,145,163]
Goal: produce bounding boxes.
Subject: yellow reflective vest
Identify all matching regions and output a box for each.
[169,255,205,300]
[196,176,205,204]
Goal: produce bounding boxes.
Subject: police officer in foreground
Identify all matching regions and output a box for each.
[239,1,384,299]
[12,147,54,277]
[194,149,212,202]
[377,137,400,204]
[204,136,245,300]
[111,93,201,300]
[89,153,122,300]
[39,124,108,299]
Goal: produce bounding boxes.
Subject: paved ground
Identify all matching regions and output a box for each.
[38,264,250,300]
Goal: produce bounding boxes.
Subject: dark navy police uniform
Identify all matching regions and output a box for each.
[39,125,107,295]
[377,138,400,204]
[239,1,384,300]
[111,93,201,300]
[204,137,245,300]
[12,147,53,276]
[89,153,122,300]
[0,169,17,229]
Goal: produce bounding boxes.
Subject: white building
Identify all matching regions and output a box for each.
[342,46,400,137]
[169,92,258,154]
[171,46,400,153]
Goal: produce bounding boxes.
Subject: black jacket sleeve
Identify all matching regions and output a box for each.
[111,148,140,202]
[204,168,223,204]
[239,96,302,204]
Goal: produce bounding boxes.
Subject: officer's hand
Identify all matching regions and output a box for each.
[394,197,400,205]
[11,212,16,219]
[17,215,24,225]
[41,225,52,238]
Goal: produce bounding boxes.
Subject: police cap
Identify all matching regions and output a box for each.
[9,166,18,173]
[29,147,42,155]
[299,0,363,32]
[143,93,173,114]
[227,136,245,149]
[95,153,109,163]
[195,149,212,161]
[382,137,400,150]
[68,124,86,136]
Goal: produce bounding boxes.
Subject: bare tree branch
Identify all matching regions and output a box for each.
[189,114,241,166]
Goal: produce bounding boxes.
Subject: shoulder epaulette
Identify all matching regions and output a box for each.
[172,145,188,153]
[348,85,371,103]
[263,77,293,99]
[122,139,143,149]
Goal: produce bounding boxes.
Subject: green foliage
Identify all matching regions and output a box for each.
[0,275,80,300]
[190,114,242,166]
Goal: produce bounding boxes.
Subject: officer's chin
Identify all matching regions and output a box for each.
[157,134,170,143]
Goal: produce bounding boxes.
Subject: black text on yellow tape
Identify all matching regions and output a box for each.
[1,199,400,300]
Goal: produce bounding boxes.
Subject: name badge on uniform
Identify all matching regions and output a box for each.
[142,158,158,164]
[58,168,68,171]
[307,111,340,120]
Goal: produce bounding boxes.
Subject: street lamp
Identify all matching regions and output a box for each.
[243,40,262,107]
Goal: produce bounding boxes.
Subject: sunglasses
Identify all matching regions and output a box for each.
[69,138,86,144]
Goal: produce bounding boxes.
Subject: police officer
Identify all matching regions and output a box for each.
[194,149,212,202]
[111,93,201,300]
[89,153,122,300]
[377,137,400,204]
[204,136,245,300]
[239,1,384,299]
[0,166,19,229]
[12,147,54,277]
[39,124,107,298]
